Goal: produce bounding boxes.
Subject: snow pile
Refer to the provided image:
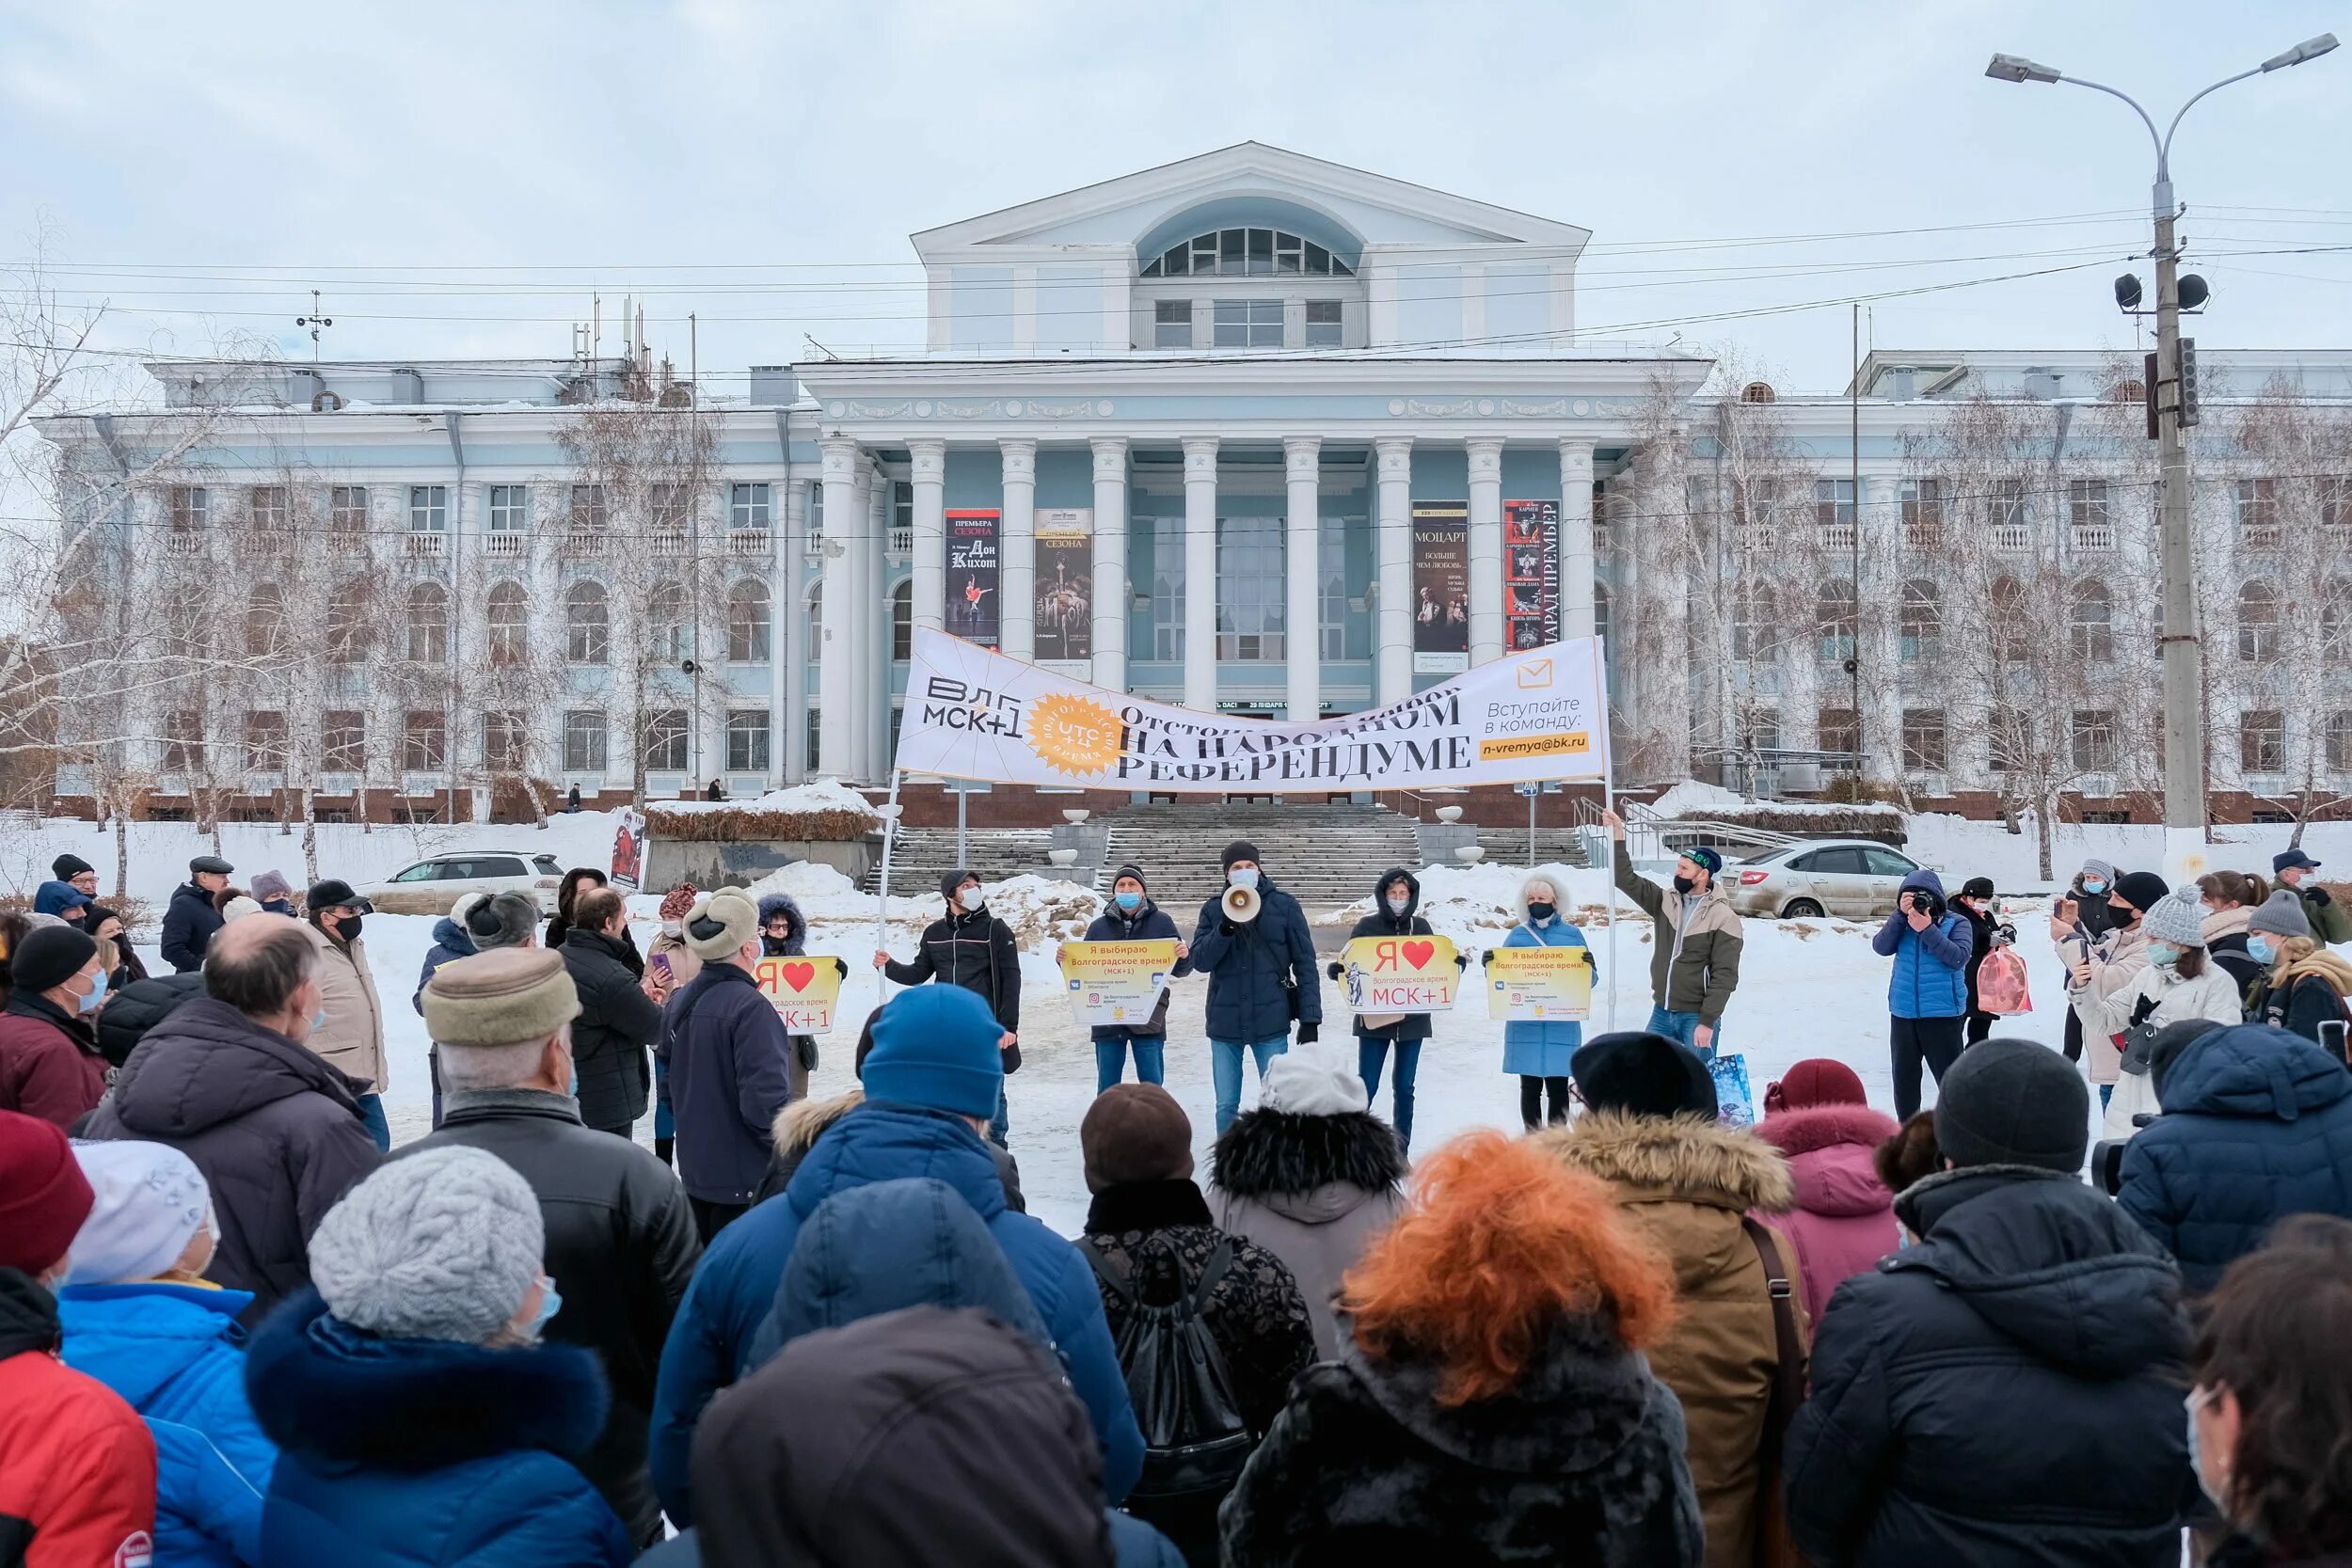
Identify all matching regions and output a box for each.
[1645,779,1900,821]
[1646,780,1750,817]
[738,858,899,920]
[982,875,1104,946]
[645,780,879,819]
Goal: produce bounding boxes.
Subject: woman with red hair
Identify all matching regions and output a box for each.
[1218,1130,1702,1566]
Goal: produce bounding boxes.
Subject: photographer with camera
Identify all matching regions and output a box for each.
[1871,869,1973,1119]
[2051,870,2169,1111]
[2077,890,2244,1140]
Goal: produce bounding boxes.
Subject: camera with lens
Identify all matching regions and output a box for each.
[2091,1115,2159,1196]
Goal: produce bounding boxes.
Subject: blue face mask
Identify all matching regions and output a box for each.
[75,969,107,1014]
[530,1275,562,1336]
[1115,890,1141,911]
[2083,879,2108,895]
[2147,942,2180,969]
[1229,867,1259,891]
[2249,934,2275,964]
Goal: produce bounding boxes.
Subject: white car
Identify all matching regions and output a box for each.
[359,850,568,918]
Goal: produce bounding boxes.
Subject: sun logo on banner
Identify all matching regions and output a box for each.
[1027,691,1123,777]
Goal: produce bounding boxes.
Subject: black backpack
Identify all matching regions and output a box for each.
[1086,1238,1253,1506]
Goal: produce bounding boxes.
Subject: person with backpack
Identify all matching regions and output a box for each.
[1872,869,1974,1120]
[2243,891,2352,1044]
[1075,1084,1313,1565]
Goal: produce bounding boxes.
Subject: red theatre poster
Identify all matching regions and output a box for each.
[946,509,1002,648]
[1503,499,1560,651]
[1411,501,1470,673]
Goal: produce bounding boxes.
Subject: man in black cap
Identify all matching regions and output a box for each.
[1189,841,1321,1134]
[304,879,387,1149]
[1785,1038,2197,1566]
[159,854,234,974]
[2274,847,2352,945]
[51,854,99,901]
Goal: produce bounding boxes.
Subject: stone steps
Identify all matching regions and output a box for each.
[861,828,1053,894]
[1471,827,1594,869]
[1100,803,1424,914]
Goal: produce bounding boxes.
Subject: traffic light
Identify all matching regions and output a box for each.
[2180,338,2201,428]
[2145,352,2160,440]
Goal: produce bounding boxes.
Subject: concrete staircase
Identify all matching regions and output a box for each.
[1099,801,1423,917]
[1471,827,1594,869]
[861,827,1053,895]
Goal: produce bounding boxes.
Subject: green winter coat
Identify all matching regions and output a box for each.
[2297,882,2352,946]
[1613,843,1745,1025]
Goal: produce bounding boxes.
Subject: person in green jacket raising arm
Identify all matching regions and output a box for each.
[1602,808,1743,1060]
[2274,847,2352,946]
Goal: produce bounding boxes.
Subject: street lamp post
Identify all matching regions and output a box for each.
[1988,36,2337,880]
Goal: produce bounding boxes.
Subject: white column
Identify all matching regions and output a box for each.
[1467,437,1505,665]
[1090,436,1130,692]
[1860,473,1901,786]
[1374,437,1412,706]
[999,438,1037,660]
[1183,436,1218,712]
[909,438,946,632]
[777,475,803,784]
[1283,436,1322,721]
[1560,438,1597,640]
[817,440,858,778]
[865,469,892,780]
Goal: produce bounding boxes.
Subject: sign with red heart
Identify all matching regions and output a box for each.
[1339,933,1460,1014]
[755,956,841,1033]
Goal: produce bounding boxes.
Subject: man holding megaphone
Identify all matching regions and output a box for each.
[1190,841,1322,1133]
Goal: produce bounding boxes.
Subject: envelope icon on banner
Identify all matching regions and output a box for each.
[1517,657,1553,689]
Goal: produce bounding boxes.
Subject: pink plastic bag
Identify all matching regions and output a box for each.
[1977,945,2033,1015]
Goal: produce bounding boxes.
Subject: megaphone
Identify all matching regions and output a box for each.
[1222,884,1262,924]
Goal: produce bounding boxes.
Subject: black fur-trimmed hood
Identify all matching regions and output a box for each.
[1212,1107,1406,1203]
[246,1288,610,1469]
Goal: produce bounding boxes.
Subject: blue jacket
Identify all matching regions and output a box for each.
[1870,869,1971,1019]
[1189,877,1321,1042]
[161,880,227,974]
[59,1282,275,1567]
[411,918,477,1014]
[1078,899,1193,1040]
[1500,920,1590,1077]
[244,1291,631,1568]
[648,1102,1144,1526]
[659,962,795,1206]
[2118,1023,2352,1293]
[32,879,88,919]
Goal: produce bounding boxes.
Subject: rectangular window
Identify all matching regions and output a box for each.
[563,710,607,774]
[1211,299,1283,350]
[2068,479,2113,551]
[2071,709,2115,771]
[729,483,771,531]
[1988,705,2024,775]
[2241,709,2287,774]
[1150,515,1185,661]
[2329,711,2352,775]
[649,483,691,531]
[167,485,208,532]
[1901,709,1947,772]
[2323,476,2352,530]
[323,711,366,773]
[1304,299,1342,347]
[330,484,367,537]
[244,710,287,770]
[403,711,448,772]
[248,484,289,531]
[804,708,820,774]
[726,710,771,773]
[1153,299,1194,350]
[1814,479,1855,549]
[568,483,608,533]
[1989,478,2030,550]
[1318,515,1353,660]
[1216,516,1285,659]
[1899,477,1944,550]
[1818,706,1860,759]
[408,484,448,532]
[162,709,203,774]
[483,712,524,772]
[488,484,530,531]
[2236,478,2280,549]
[643,708,690,773]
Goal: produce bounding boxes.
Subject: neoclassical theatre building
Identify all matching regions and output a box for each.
[40,143,2352,825]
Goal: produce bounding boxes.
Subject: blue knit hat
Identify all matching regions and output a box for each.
[863,987,1005,1120]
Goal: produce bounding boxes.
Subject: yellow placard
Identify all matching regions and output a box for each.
[1338,933,1460,1013]
[1060,939,1180,1028]
[1486,942,1593,1022]
[754,956,843,1034]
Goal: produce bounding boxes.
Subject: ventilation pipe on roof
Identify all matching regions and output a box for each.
[393,366,425,404]
[1884,365,1917,401]
[2023,368,2063,401]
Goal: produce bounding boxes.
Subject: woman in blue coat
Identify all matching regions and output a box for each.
[60,1141,276,1566]
[245,1146,631,1568]
[1500,874,1593,1128]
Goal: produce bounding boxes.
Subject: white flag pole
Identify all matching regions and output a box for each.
[1593,633,1618,1032]
[876,768,902,990]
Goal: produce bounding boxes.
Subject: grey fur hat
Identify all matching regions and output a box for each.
[462,890,540,951]
[309,1146,544,1344]
[2249,887,2314,942]
[423,948,581,1048]
[2142,888,2209,950]
[686,887,760,960]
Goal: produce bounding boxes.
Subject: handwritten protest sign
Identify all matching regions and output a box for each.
[755,956,842,1034]
[1338,934,1460,1014]
[1485,943,1593,1022]
[1060,939,1179,1028]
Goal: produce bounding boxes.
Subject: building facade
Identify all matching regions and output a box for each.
[35,144,2352,826]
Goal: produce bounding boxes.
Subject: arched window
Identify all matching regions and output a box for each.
[804,582,822,666]
[244,583,286,659]
[1816,578,1857,663]
[891,578,913,662]
[565,580,610,666]
[485,581,530,667]
[2069,579,2113,663]
[644,580,690,666]
[2325,579,2352,669]
[2237,580,2280,663]
[1733,583,1777,661]
[726,579,771,663]
[164,579,208,662]
[1899,578,1942,661]
[326,578,372,665]
[405,580,449,664]
[1138,227,1355,278]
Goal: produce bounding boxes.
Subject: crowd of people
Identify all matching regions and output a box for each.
[5,825,2352,1567]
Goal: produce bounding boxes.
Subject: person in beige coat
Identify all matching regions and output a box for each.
[303,878,387,1150]
[1536,1030,1803,1568]
[2052,870,2167,1101]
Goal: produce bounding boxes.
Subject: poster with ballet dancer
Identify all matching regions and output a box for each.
[1412,501,1470,673]
[1033,508,1092,663]
[1503,499,1560,652]
[946,509,1001,647]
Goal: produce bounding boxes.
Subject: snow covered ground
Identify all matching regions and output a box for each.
[15,804,2344,1237]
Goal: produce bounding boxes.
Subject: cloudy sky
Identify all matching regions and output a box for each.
[2,0,2345,397]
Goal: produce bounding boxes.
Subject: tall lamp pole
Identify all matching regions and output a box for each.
[1988,35,2337,879]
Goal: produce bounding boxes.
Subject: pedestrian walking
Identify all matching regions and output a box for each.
[660,890,794,1242]
[303,879,388,1151]
[1602,808,1740,1058]
[2273,847,2352,945]
[559,887,662,1141]
[1219,1130,1704,1568]
[160,854,234,973]
[1498,873,1592,1129]
[2082,888,2244,1137]
[1189,842,1321,1134]
[874,869,1023,1145]
[1066,863,1192,1094]
[1872,869,1973,1120]
[0,924,112,1128]
[2243,889,2352,1043]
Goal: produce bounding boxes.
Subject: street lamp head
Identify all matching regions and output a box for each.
[1987,52,2062,84]
[2114,273,2144,311]
[2261,33,2337,71]
[2178,274,2210,311]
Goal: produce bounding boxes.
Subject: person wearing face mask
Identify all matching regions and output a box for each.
[2273,847,2352,947]
[302,879,389,1152]
[1191,842,1323,1135]
[1951,877,2012,1046]
[59,1140,278,1568]
[244,1145,633,1568]
[1331,867,1455,1152]
[0,1110,159,1568]
[85,905,149,991]
[2051,858,2120,1063]
[2242,890,2352,1042]
[2078,890,2243,1139]
[873,870,1023,1147]
[2054,868,2168,1103]
[83,917,382,1323]
[1602,808,1741,1061]
[644,885,702,1170]
[1066,863,1192,1094]
[1498,874,1594,1130]
[2197,870,2269,1005]
[0,925,114,1127]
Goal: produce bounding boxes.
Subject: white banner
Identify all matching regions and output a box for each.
[895,627,1611,792]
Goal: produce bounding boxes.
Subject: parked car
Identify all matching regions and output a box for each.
[1724,839,1927,920]
[358,850,567,917]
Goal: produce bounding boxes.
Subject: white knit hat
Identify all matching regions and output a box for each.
[309,1146,543,1344]
[67,1140,211,1285]
[219,896,264,923]
[1259,1041,1370,1117]
[2143,887,2210,951]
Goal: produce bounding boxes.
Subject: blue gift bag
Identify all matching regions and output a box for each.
[1711,1053,1756,1128]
